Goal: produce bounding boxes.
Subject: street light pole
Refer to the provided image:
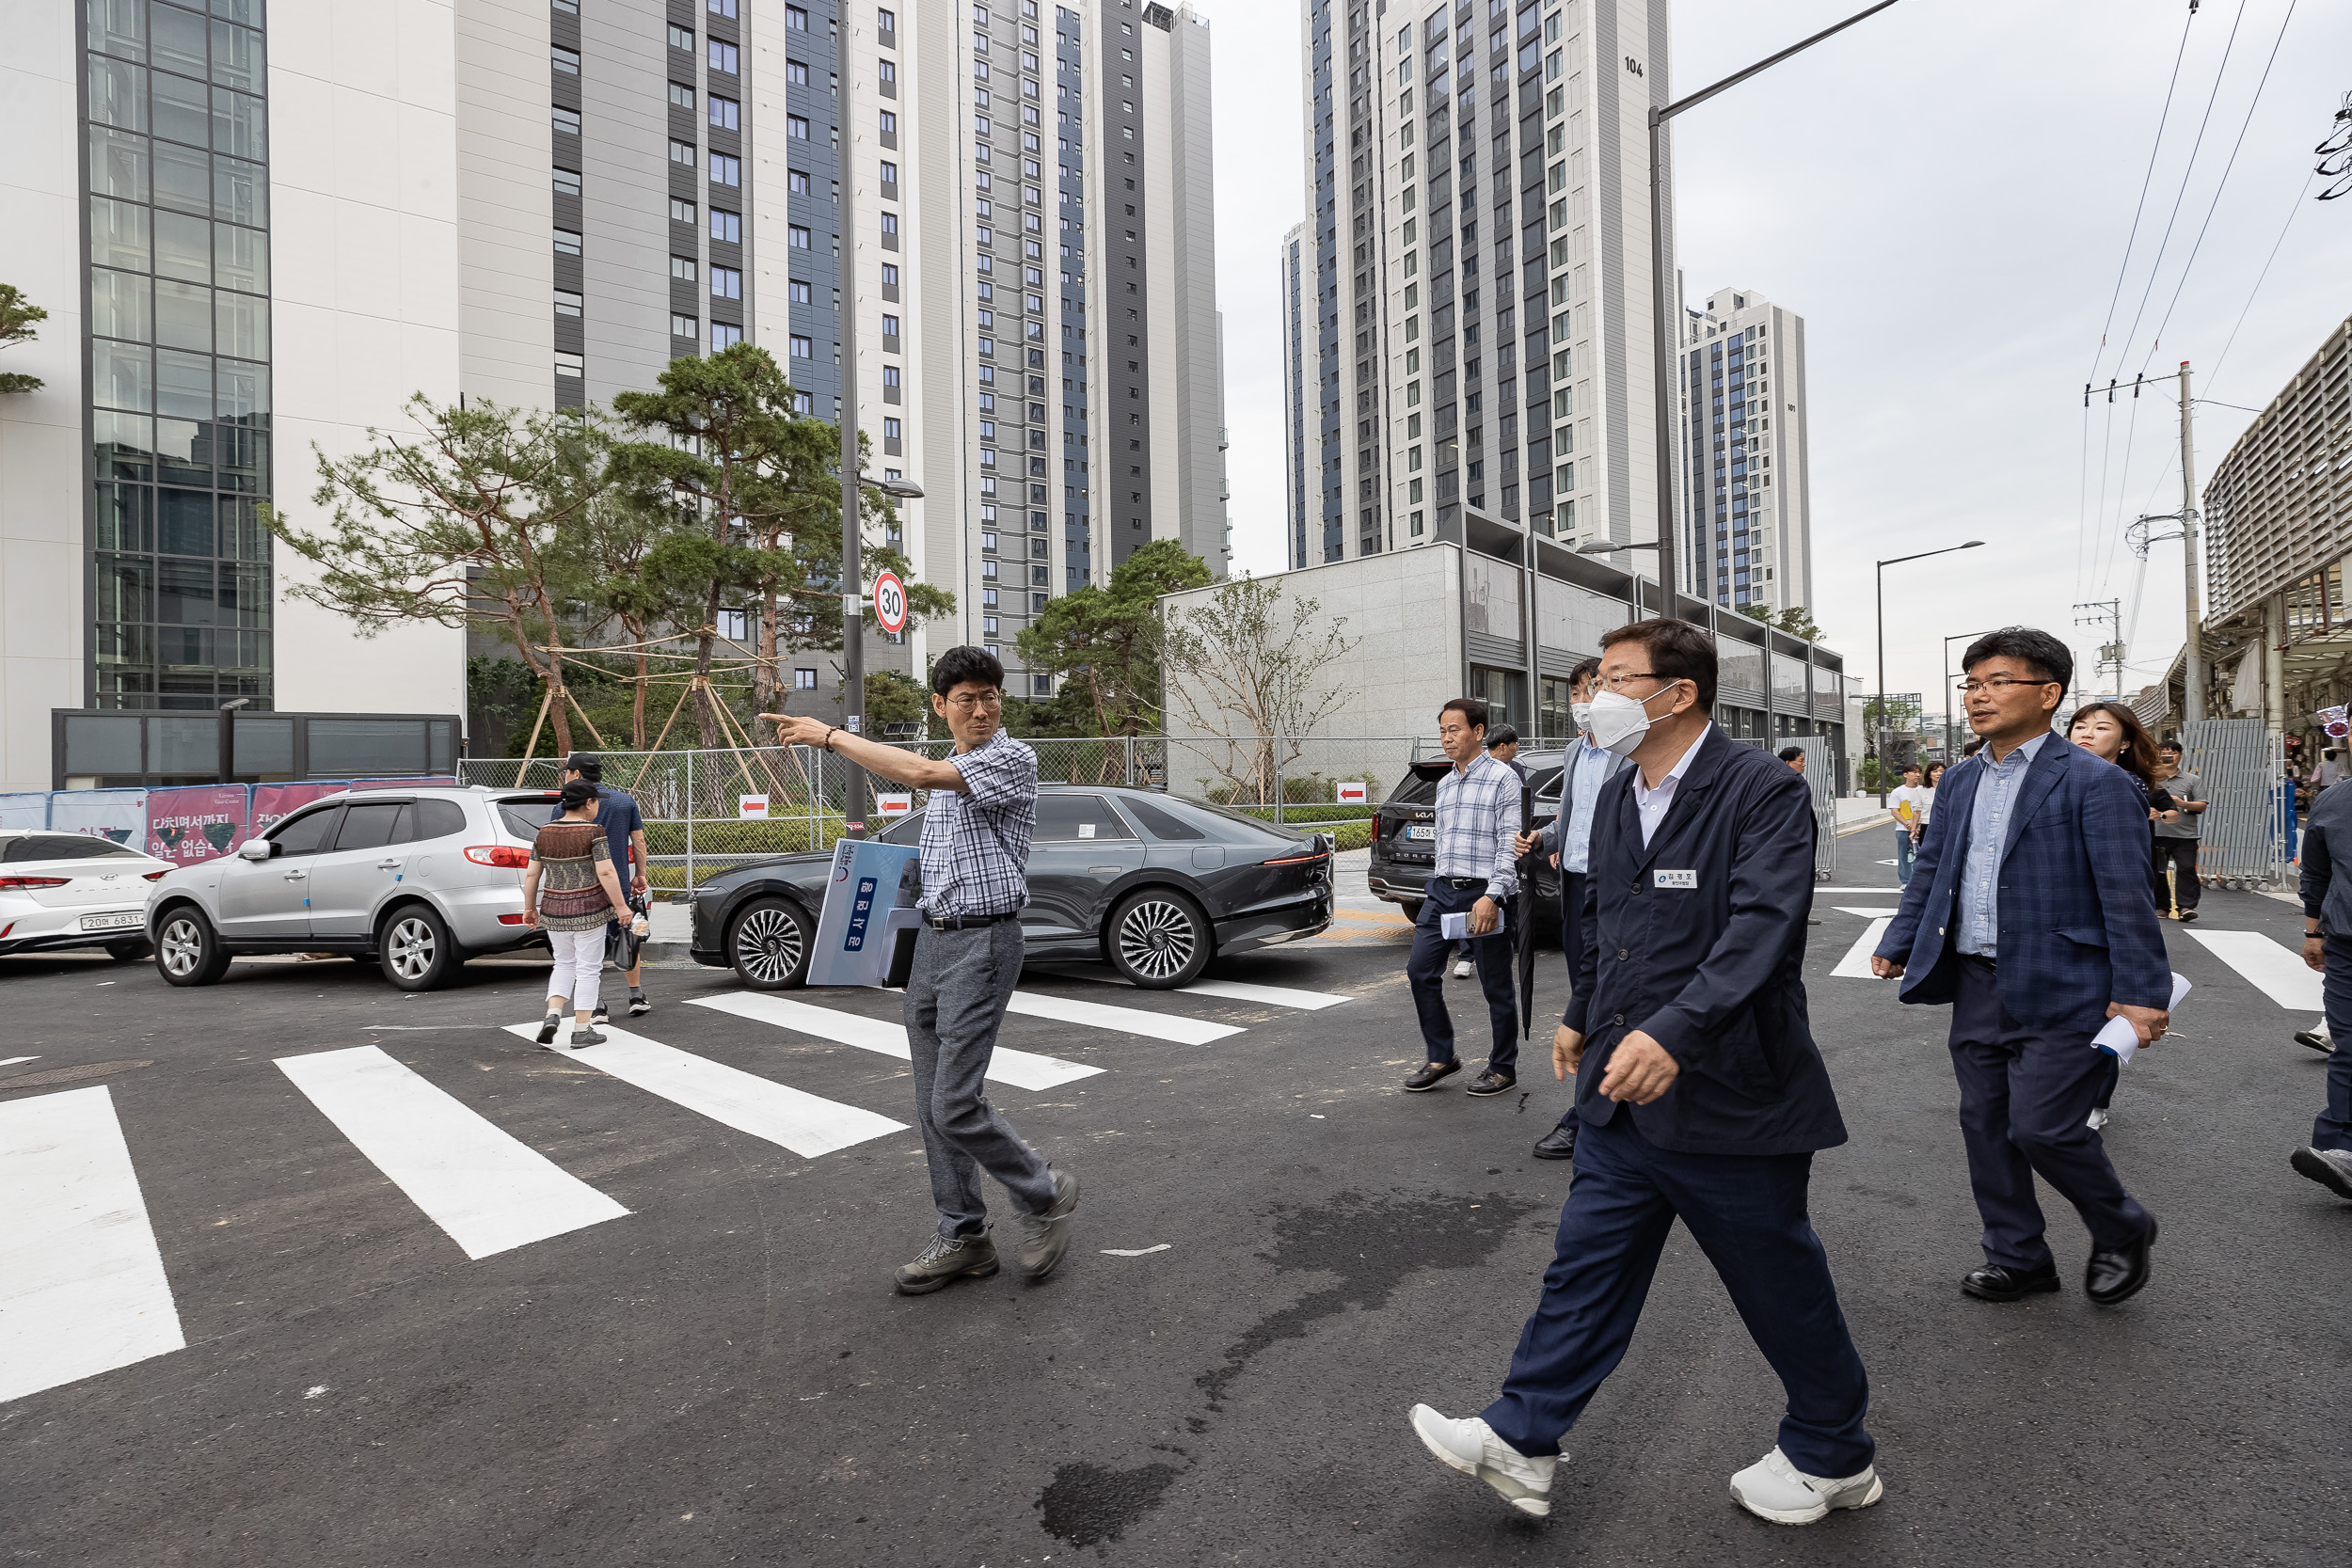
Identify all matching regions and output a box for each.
[836,0,866,837]
[1942,627,1995,761]
[216,696,249,785]
[2177,361,2203,725]
[1645,0,1908,610]
[1874,541,1983,803]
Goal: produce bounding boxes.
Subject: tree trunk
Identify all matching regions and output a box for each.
[630,632,649,751]
[755,579,780,720]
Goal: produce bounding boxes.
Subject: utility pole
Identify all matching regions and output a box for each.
[2074,598,2123,697]
[836,0,866,838]
[2178,361,2202,725]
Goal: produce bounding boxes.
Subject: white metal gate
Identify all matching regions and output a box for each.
[2177,719,2287,890]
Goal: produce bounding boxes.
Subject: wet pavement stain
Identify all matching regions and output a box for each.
[1035,1460,1183,1547]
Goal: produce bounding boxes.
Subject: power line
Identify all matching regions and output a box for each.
[2088,5,2200,385]
[2136,0,2304,374]
[2202,169,2314,398]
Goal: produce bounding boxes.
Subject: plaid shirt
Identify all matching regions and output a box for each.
[1434,751,1520,900]
[917,727,1038,918]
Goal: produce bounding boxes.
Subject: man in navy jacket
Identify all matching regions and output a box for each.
[1411,619,1880,1528]
[1873,626,2171,1307]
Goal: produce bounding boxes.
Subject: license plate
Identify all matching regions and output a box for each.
[80,911,144,931]
[1404,824,1435,840]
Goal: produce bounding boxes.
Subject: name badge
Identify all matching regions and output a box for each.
[1654,868,1697,890]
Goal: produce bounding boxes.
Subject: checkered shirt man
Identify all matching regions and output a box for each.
[916,726,1038,918]
[1435,750,1520,900]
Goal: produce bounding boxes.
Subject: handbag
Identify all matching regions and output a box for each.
[608,890,651,970]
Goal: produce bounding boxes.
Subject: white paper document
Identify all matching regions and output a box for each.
[1439,908,1506,941]
[2093,972,2193,1065]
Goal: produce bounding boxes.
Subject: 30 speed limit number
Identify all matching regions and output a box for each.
[872,569,909,634]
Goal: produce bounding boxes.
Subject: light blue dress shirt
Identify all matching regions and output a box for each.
[1956,729,2052,958]
[1561,736,1613,875]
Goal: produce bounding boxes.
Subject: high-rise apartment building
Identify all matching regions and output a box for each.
[1284,0,1676,580]
[0,0,1226,787]
[1679,284,1810,617]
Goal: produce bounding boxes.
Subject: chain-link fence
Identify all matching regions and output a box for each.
[458,736,1447,887]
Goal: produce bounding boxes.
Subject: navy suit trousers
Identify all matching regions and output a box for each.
[1947,958,2152,1265]
[1549,869,1588,1129]
[1406,878,1518,1074]
[1481,1114,1874,1478]
[2314,938,2352,1152]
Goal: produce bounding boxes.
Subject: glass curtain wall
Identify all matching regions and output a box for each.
[83,0,274,711]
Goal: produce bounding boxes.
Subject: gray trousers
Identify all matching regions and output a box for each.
[903,919,1055,1239]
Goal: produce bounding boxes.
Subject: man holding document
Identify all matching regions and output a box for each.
[1402,697,1523,1097]
[1873,627,2171,1307]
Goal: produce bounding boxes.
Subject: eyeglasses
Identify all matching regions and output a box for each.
[1957,677,2060,695]
[944,689,1004,712]
[1598,672,1680,693]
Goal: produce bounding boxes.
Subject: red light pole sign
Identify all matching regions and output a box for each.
[872,570,908,636]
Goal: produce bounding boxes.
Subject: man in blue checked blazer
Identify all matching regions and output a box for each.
[1874,626,2172,1307]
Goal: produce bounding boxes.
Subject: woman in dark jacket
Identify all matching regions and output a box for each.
[2293,779,2352,1200]
[2064,702,2169,1131]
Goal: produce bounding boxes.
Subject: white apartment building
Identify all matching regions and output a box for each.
[0,0,1226,790]
[1285,0,1675,581]
[1679,284,1811,617]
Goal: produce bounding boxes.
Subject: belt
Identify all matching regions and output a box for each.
[1440,877,1488,890]
[1960,953,1996,970]
[925,911,1020,930]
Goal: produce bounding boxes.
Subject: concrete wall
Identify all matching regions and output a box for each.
[0,1,86,792]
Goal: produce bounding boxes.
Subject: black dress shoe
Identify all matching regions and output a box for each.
[1961,1261,2061,1302]
[1465,1069,1517,1097]
[1533,1121,1579,1161]
[1404,1059,1462,1092]
[2085,1217,2158,1306]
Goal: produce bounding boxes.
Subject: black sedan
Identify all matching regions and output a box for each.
[1366,752,1566,935]
[689,785,1335,990]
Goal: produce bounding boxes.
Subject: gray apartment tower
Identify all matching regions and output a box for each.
[0,0,1229,789]
[1679,284,1812,618]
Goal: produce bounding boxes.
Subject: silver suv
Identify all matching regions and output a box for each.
[147,785,564,990]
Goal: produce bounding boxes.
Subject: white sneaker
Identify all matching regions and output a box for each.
[1728,1446,1883,1525]
[1408,1404,1555,1517]
[1452,958,1475,979]
[2087,1106,2109,1131]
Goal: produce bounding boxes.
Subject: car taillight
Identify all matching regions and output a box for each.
[0,876,70,890]
[465,845,532,868]
[497,912,529,925]
[143,869,169,881]
[1261,851,1329,865]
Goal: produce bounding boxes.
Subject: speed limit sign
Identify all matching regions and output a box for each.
[871,568,909,634]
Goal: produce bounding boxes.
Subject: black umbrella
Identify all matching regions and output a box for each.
[1516,777,1537,1039]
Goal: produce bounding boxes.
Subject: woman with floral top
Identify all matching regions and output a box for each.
[522,778,631,1047]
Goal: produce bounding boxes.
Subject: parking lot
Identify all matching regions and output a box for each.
[2,871,2345,1566]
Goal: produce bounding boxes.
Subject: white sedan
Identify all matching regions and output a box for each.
[0,831,173,961]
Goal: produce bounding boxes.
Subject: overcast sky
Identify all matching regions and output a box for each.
[1199,0,2352,717]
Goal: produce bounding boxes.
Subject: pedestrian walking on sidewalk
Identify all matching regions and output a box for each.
[1412,619,1881,1528]
[1874,627,2169,1308]
[1455,727,1528,979]
[2288,779,2352,1203]
[1887,764,1930,887]
[551,753,653,1021]
[1403,698,1522,1097]
[1512,657,1626,1160]
[522,779,633,1049]
[2151,743,2207,922]
[763,645,1079,1296]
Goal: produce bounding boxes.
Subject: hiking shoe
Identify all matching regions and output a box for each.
[1018,1167,1081,1281]
[1729,1447,1883,1525]
[569,1027,606,1048]
[628,993,652,1017]
[2292,1146,2352,1200]
[534,1012,561,1046]
[894,1231,999,1295]
[1408,1404,1555,1517]
[591,1003,611,1025]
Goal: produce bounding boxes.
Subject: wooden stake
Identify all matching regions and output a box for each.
[511,683,554,787]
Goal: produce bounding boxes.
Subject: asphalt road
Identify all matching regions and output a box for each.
[2,879,2344,1566]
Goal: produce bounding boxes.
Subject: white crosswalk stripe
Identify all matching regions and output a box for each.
[501,1022,907,1157]
[1004,990,1243,1044]
[685,991,1103,1090]
[2186,929,2325,1010]
[1065,971,1353,1010]
[1831,918,1895,979]
[0,1085,185,1403]
[276,1046,628,1260]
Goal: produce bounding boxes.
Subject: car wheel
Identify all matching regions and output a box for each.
[1106,887,1212,990]
[105,938,152,962]
[729,896,813,990]
[380,906,464,991]
[153,908,230,987]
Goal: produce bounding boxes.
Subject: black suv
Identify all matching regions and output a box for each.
[1367,752,1565,930]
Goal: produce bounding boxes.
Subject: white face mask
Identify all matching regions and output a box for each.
[1569,701,1594,731]
[1585,682,1682,758]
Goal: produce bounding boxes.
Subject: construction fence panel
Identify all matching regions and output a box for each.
[2178,719,2288,888]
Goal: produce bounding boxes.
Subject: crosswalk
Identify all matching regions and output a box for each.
[0,967,1350,1404]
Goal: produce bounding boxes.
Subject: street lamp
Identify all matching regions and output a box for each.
[1875,542,1982,803]
[216,697,250,785]
[1573,538,1661,618]
[1644,0,1908,609]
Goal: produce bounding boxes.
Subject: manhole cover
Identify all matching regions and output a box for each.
[0,1060,154,1091]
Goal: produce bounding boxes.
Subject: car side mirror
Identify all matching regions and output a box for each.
[238,837,274,862]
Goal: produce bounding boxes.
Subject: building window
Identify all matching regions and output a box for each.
[556,290,583,317]
[669,82,696,110]
[882,262,899,288]
[671,138,698,166]
[709,95,739,130]
[788,225,812,249]
[556,352,584,380]
[884,417,902,440]
[553,105,581,135]
[882,366,901,390]
[881,213,898,237]
[553,166,582,198]
[878,59,898,89]
[794,668,818,689]
[711,323,743,351]
[673,313,699,339]
[717,609,749,640]
[710,209,741,244]
[789,169,811,195]
[787,59,809,86]
[789,335,813,357]
[882,313,900,336]
[789,279,812,304]
[710,152,741,186]
[787,115,810,139]
[672,256,698,282]
[668,24,695,49]
[709,0,738,16]
[709,40,739,73]
[671,198,697,224]
[881,109,898,135]
[554,228,582,255]
[552,45,580,73]
[711,266,742,300]
[787,5,808,27]
[880,159,899,185]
